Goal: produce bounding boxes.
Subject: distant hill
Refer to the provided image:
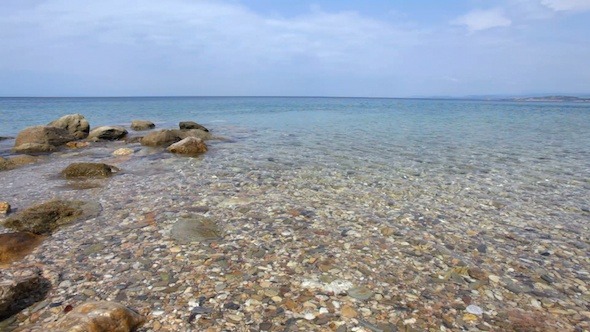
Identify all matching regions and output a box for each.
[505,95,590,102]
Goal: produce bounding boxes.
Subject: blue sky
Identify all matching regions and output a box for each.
[1,0,589,97]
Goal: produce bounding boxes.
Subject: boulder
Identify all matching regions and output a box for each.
[0,232,44,265]
[88,126,128,141]
[61,162,118,179]
[140,129,183,147]
[0,155,41,171]
[179,121,209,132]
[13,126,75,153]
[130,120,155,131]
[3,200,102,235]
[48,114,90,139]
[182,128,213,140]
[0,267,51,320]
[167,137,208,155]
[42,301,145,332]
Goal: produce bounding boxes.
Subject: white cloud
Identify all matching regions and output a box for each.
[451,9,512,32]
[541,0,590,11]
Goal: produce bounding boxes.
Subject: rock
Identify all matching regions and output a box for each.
[113,148,134,156]
[347,286,374,300]
[0,267,51,320]
[0,201,10,214]
[167,137,208,155]
[42,301,145,332]
[170,217,223,244]
[140,129,183,147]
[466,304,484,315]
[48,114,90,139]
[0,232,44,265]
[13,126,75,153]
[61,163,119,179]
[3,199,101,235]
[179,121,209,132]
[380,226,394,236]
[0,136,12,141]
[182,128,212,140]
[468,267,488,281]
[88,126,128,141]
[341,305,358,318]
[0,155,41,171]
[65,141,90,149]
[130,120,155,131]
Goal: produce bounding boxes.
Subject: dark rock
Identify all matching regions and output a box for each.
[130,120,155,131]
[0,267,51,320]
[179,121,209,132]
[13,126,75,153]
[61,162,119,179]
[476,244,487,253]
[0,136,12,141]
[140,129,183,147]
[88,126,128,141]
[259,322,273,331]
[167,137,208,155]
[540,274,554,284]
[41,301,145,332]
[48,114,90,139]
[0,232,44,265]
[3,199,101,235]
[224,302,240,310]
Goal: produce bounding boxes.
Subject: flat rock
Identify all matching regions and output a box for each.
[0,232,44,265]
[88,126,128,141]
[140,129,183,147]
[0,267,51,320]
[131,120,155,131]
[167,137,208,155]
[3,199,102,235]
[170,217,223,244]
[61,162,119,179]
[179,121,209,132]
[13,126,75,153]
[48,114,90,139]
[0,155,41,171]
[41,301,145,332]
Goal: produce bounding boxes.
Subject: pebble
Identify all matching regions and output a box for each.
[466,304,483,315]
[341,305,358,318]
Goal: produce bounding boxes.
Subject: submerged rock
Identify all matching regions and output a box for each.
[0,155,41,171]
[48,114,90,139]
[3,200,102,235]
[131,120,155,131]
[0,201,10,215]
[170,217,223,244]
[179,121,209,132]
[0,267,51,320]
[141,129,212,147]
[62,162,119,178]
[167,137,208,155]
[42,301,145,332]
[13,126,75,153]
[0,232,44,265]
[88,126,128,141]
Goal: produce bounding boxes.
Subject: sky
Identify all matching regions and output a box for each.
[0,0,589,97]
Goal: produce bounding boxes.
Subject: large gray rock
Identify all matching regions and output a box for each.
[13,126,75,153]
[41,301,145,332]
[88,126,128,141]
[167,137,208,155]
[48,114,90,139]
[3,200,102,235]
[179,121,209,132]
[130,120,155,131]
[61,162,119,179]
[0,267,51,320]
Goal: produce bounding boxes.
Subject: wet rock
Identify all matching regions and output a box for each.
[3,199,101,235]
[0,201,10,215]
[113,148,134,156]
[65,141,90,149]
[0,232,44,265]
[170,217,223,244]
[0,136,12,141]
[61,162,119,178]
[476,244,487,253]
[179,121,209,132]
[341,305,358,318]
[468,267,488,281]
[0,267,51,320]
[88,126,128,141]
[0,155,40,171]
[48,114,90,139]
[167,137,208,156]
[42,301,145,332]
[13,126,75,153]
[348,286,374,300]
[140,129,183,147]
[130,120,155,131]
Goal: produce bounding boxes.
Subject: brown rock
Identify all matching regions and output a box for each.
[65,141,90,149]
[341,305,358,318]
[3,199,101,235]
[179,121,209,132]
[0,267,51,320]
[44,301,145,332]
[0,201,10,214]
[130,120,155,131]
[13,126,75,153]
[0,232,44,265]
[468,267,489,281]
[48,114,90,139]
[380,227,394,236]
[88,126,128,141]
[61,162,118,179]
[140,129,183,147]
[1,156,41,171]
[167,137,208,155]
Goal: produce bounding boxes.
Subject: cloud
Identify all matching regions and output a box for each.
[451,8,512,32]
[541,0,590,12]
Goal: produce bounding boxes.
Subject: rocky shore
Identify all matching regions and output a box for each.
[1,114,589,331]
